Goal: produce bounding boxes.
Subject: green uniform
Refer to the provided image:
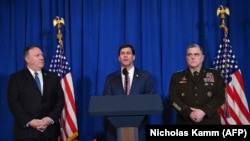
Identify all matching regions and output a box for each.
[169,67,225,124]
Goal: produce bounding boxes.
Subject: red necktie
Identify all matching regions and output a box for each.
[124,74,130,95]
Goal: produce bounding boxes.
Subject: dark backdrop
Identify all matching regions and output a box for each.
[1,0,250,140]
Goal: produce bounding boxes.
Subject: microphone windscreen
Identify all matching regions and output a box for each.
[122,68,128,75]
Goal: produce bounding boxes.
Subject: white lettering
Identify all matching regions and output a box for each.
[192,129,220,136]
[150,129,188,136]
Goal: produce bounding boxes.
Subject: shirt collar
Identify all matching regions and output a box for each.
[27,67,42,75]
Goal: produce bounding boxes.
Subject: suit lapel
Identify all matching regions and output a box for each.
[41,70,49,96]
[130,68,140,94]
[24,68,42,95]
[114,71,125,95]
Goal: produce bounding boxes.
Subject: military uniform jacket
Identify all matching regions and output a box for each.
[169,67,225,124]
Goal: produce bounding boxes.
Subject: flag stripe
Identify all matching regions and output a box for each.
[234,70,245,91]
[229,72,250,123]
[227,95,242,124]
[62,76,78,132]
[218,108,228,124]
[64,74,78,117]
[49,45,78,140]
[213,34,250,125]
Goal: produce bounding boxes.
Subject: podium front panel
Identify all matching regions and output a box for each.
[88,94,163,116]
[107,116,144,127]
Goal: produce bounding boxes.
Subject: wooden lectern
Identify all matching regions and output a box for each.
[88,94,163,141]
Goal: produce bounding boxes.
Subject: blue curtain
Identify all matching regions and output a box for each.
[1,0,250,140]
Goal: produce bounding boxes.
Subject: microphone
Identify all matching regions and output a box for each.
[122,68,128,75]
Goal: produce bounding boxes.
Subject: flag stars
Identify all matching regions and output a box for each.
[212,37,239,84]
[49,45,71,77]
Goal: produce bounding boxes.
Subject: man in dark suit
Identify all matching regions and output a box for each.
[169,44,225,124]
[102,43,155,141]
[7,45,64,141]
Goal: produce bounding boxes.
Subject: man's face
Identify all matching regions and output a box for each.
[186,47,204,69]
[118,47,135,68]
[25,47,44,71]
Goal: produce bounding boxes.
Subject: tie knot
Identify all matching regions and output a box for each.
[35,72,38,75]
[193,71,198,76]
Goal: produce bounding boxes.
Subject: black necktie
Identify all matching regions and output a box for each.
[34,72,41,92]
[193,71,198,78]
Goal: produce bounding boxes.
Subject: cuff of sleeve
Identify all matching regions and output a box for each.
[51,119,54,124]
[48,117,54,124]
[25,122,30,127]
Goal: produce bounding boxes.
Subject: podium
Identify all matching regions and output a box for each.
[88,94,163,141]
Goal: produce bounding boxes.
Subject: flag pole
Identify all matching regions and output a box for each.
[214,5,250,124]
[216,5,230,118]
[216,5,230,34]
[53,16,65,79]
[53,16,65,47]
[51,16,79,141]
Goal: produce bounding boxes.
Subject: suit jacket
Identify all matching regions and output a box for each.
[169,67,225,124]
[7,68,64,139]
[102,67,155,141]
[103,67,155,95]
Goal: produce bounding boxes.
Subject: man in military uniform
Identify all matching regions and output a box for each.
[169,44,225,124]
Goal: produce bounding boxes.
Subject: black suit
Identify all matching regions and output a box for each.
[102,67,155,141]
[7,68,64,140]
[169,67,225,124]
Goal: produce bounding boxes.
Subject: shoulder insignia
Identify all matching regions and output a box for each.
[176,69,184,73]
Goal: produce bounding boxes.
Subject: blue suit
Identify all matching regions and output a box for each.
[102,67,155,141]
[103,68,155,96]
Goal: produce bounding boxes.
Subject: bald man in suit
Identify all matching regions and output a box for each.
[7,45,64,141]
[102,43,155,141]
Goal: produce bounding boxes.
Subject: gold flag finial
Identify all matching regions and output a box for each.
[53,16,65,46]
[217,5,230,34]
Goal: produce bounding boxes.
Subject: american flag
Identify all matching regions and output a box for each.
[49,44,79,140]
[212,33,250,124]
